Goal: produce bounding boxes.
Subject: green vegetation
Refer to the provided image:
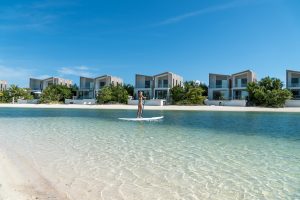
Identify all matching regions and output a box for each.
[170,81,207,105]
[247,76,292,108]
[123,84,134,96]
[0,85,33,103]
[40,85,72,104]
[97,84,128,104]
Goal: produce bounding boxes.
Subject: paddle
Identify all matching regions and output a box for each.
[141,99,145,117]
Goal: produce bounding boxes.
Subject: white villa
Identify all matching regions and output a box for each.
[232,70,257,100]
[208,70,256,101]
[29,77,73,93]
[78,75,123,99]
[134,72,183,101]
[0,80,8,91]
[208,73,231,100]
[286,70,300,100]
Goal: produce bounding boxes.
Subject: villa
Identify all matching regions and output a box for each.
[208,73,231,100]
[134,72,183,101]
[0,80,8,91]
[286,70,300,100]
[29,77,73,93]
[231,70,257,100]
[207,70,256,106]
[78,75,123,99]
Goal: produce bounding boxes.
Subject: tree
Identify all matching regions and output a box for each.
[123,84,134,96]
[70,84,79,97]
[247,76,292,107]
[0,85,33,103]
[170,86,185,103]
[170,81,206,105]
[97,84,129,104]
[111,84,128,104]
[0,91,3,103]
[199,83,208,96]
[97,86,112,104]
[185,87,205,104]
[40,85,72,104]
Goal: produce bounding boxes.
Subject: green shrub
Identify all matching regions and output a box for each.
[40,85,72,104]
[97,84,128,104]
[247,76,292,108]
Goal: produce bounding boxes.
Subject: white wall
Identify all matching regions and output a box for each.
[65,99,96,105]
[128,99,166,106]
[17,99,39,104]
[204,99,247,107]
[285,100,300,107]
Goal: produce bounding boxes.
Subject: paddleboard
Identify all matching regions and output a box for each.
[118,116,164,121]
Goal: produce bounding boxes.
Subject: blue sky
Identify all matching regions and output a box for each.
[0,0,300,87]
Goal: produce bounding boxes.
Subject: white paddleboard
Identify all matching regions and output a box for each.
[118,116,164,121]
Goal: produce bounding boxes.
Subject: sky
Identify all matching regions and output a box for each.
[0,0,300,87]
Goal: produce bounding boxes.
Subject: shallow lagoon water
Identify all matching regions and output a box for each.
[0,108,299,199]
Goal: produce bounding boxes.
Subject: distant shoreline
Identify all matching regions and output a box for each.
[0,103,299,113]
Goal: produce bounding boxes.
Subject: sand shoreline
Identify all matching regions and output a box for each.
[0,103,299,112]
[0,148,69,200]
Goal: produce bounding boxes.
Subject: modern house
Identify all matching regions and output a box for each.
[231,70,257,100]
[208,70,256,102]
[208,74,231,100]
[153,72,183,100]
[134,74,154,99]
[0,80,8,91]
[134,72,183,101]
[78,75,123,99]
[286,70,300,100]
[29,77,73,92]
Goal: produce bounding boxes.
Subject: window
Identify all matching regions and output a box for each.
[291,78,299,83]
[163,80,168,88]
[291,78,299,87]
[216,80,222,88]
[158,80,162,88]
[241,78,247,87]
[145,80,150,88]
[155,90,168,99]
[100,82,106,88]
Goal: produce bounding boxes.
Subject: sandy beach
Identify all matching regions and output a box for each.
[0,149,68,200]
[0,103,299,112]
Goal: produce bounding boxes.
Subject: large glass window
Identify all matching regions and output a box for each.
[163,80,168,88]
[241,78,248,87]
[216,80,222,88]
[291,78,299,87]
[100,82,106,88]
[158,80,162,88]
[155,90,168,99]
[292,90,300,99]
[145,80,150,88]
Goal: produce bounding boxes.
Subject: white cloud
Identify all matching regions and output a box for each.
[75,65,89,70]
[154,0,255,26]
[57,66,94,77]
[0,65,33,87]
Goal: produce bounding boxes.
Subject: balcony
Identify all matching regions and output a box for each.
[290,83,300,87]
[293,95,300,99]
[234,83,248,88]
[215,84,228,88]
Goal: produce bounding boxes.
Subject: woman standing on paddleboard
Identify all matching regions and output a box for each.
[137,91,146,118]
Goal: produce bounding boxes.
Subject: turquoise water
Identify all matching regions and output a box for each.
[0,108,299,199]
